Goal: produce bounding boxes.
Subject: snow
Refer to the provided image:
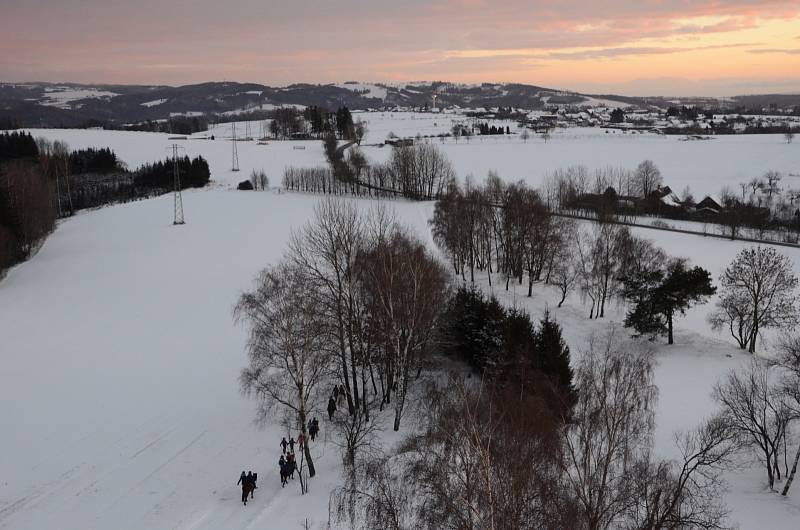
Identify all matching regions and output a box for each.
[0,189,434,530]
[336,82,388,101]
[220,103,306,116]
[169,111,205,118]
[576,96,632,108]
[358,123,800,198]
[22,126,327,186]
[141,98,168,107]
[4,122,800,528]
[40,87,118,109]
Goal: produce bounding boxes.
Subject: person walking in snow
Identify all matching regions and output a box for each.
[310,417,319,441]
[279,457,288,487]
[327,396,337,420]
[298,433,305,450]
[250,471,258,499]
[307,418,313,434]
[280,436,288,454]
[287,452,296,480]
[237,470,249,505]
[246,471,255,500]
[288,437,296,453]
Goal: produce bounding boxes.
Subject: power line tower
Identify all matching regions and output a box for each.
[170,144,185,225]
[231,122,240,172]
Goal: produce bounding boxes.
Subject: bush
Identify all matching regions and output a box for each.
[237,179,254,190]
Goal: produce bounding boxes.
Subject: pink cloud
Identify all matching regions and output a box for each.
[0,0,798,92]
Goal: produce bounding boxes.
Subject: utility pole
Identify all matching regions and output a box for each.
[170,144,185,225]
[231,122,240,172]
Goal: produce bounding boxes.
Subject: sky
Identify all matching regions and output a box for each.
[1,0,799,96]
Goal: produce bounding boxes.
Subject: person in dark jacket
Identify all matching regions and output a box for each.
[310,417,319,441]
[237,470,249,505]
[327,397,337,420]
[280,437,288,454]
[288,437,296,452]
[247,471,256,499]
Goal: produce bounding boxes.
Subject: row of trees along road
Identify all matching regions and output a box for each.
[235,199,449,480]
[430,174,717,345]
[431,174,799,351]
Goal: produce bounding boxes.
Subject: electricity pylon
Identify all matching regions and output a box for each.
[171,144,185,225]
[231,122,240,172]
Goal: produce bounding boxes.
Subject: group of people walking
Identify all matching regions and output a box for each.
[327,384,346,420]
[237,470,258,505]
[236,389,343,504]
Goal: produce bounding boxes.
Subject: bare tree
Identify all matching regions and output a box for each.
[633,160,663,198]
[562,333,657,530]
[331,407,385,525]
[360,230,450,431]
[249,169,268,190]
[354,120,368,146]
[774,334,800,495]
[549,222,580,307]
[389,375,573,530]
[714,360,790,490]
[763,170,783,201]
[625,416,736,530]
[330,453,414,530]
[715,246,799,353]
[708,289,756,350]
[235,261,330,478]
[288,199,365,415]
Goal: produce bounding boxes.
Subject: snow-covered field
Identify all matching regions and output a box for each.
[359,121,800,199]
[40,87,118,109]
[3,123,800,529]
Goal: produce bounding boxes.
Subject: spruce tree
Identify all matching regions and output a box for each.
[533,310,573,398]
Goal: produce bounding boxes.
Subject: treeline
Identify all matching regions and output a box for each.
[63,150,209,211]
[265,105,366,143]
[476,122,511,135]
[336,324,735,530]
[332,244,800,530]
[283,138,454,200]
[0,131,210,277]
[1,132,54,274]
[431,175,717,345]
[122,115,209,135]
[540,162,800,242]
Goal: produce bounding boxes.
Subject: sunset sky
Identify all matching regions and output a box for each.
[1,0,799,96]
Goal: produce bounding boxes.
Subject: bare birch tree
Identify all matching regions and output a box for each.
[361,230,449,431]
[235,261,330,478]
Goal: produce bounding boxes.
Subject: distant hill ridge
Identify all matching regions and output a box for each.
[1,80,798,128]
